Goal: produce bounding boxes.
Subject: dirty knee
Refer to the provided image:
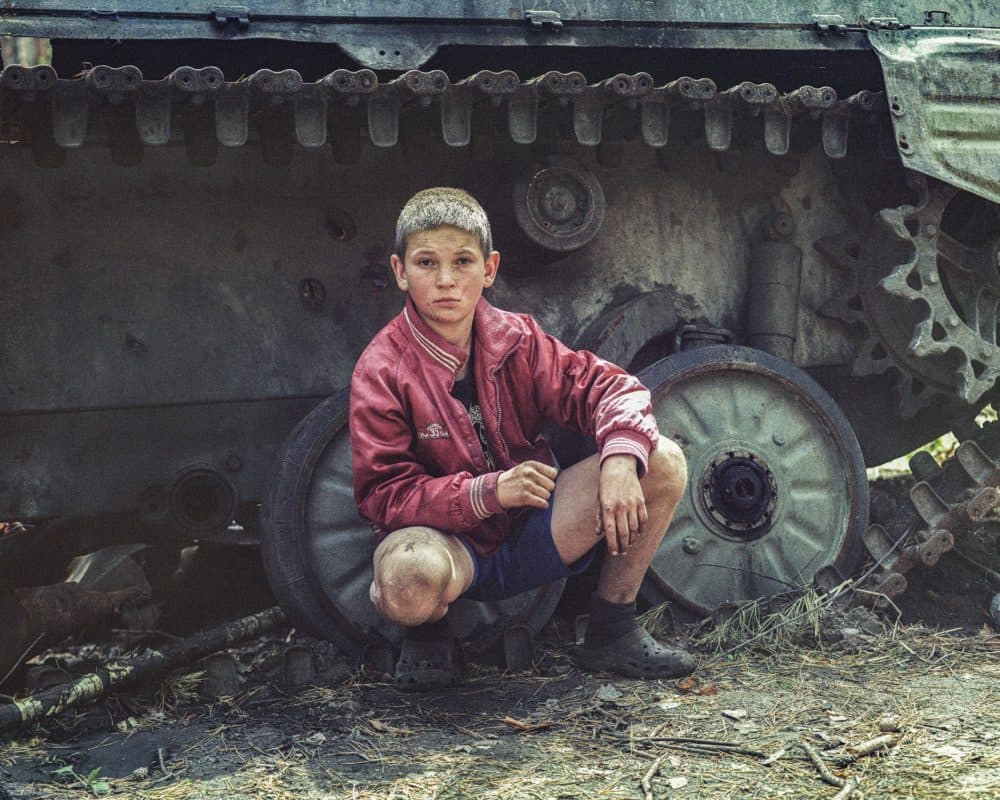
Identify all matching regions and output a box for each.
[373,542,453,626]
[644,436,688,505]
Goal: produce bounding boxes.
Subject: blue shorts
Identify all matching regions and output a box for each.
[458,495,597,602]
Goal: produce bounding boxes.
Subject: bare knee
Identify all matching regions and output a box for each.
[643,435,688,507]
[371,535,455,626]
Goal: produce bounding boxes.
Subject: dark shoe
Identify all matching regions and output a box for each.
[395,635,464,692]
[575,626,695,679]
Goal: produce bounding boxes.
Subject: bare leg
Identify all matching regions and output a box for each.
[550,435,688,602]
[549,436,695,678]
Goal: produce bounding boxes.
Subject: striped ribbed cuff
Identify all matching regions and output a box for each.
[601,431,652,478]
[469,472,503,520]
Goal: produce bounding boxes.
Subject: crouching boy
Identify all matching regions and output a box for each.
[350,187,695,689]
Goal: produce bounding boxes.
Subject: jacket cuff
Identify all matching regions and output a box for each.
[468,471,504,520]
[601,431,652,478]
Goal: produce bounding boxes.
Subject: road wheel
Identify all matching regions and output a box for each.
[637,345,868,615]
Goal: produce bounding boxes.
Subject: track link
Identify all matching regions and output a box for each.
[861,436,1000,610]
[0,64,886,165]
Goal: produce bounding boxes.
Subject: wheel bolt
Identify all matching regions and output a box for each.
[682,537,702,554]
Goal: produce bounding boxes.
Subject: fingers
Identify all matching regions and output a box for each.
[526,460,559,481]
[598,496,649,556]
[600,501,628,556]
[497,461,559,510]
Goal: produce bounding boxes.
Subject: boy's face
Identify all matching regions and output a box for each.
[390,225,500,346]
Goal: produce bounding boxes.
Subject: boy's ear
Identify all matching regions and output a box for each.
[390,254,408,290]
[483,250,500,287]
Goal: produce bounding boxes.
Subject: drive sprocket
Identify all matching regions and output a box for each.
[848,174,1000,417]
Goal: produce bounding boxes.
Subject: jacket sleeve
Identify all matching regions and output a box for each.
[524,316,659,476]
[349,356,504,535]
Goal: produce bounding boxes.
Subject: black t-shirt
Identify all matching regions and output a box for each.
[452,356,498,472]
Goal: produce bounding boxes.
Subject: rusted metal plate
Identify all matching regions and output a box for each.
[869,28,1000,205]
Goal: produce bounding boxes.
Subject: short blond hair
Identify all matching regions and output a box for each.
[394,187,492,257]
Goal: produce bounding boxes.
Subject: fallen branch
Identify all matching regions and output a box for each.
[604,729,767,759]
[640,753,668,800]
[501,716,557,733]
[0,606,286,735]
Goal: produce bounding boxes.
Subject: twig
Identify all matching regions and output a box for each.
[847,734,897,759]
[0,632,45,688]
[761,742,790,766]
[798,739,845,788]
[951,547,1000,590]
[832,778,860,800]
[157,746,169,776]
[603,729,767,759]
[640,753,668,800]
[662,742,767,758]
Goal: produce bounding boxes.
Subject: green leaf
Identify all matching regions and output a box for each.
[91,779,111,796]
[87,767,102,781]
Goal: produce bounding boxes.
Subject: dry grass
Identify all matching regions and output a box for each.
[7,616,1000,800]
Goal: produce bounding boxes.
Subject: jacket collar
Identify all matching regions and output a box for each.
[402,296,522,373]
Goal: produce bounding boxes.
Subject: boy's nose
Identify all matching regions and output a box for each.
[436,267,457,286]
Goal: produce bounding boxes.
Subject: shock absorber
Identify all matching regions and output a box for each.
[746,211,802,362]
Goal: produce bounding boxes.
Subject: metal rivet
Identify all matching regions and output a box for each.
[772,433,785,446]
[682,537,702,554]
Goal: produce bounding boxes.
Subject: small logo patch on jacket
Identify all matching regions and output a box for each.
[417,422,450,440]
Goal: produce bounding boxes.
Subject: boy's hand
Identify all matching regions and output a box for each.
[597,454,647,556]
[497,461,558,510]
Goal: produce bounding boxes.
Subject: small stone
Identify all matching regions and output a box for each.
[666,776,689,790]
[878,714,903,733]
[131,767,149,781]
[722,708,748,720]
[596,684,623,702]
[329,699,362,715]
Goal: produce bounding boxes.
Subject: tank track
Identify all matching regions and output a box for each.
[0,64,886,165]
[859,434,1000,611]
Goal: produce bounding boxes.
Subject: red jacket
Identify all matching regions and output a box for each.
[349,296,659,554]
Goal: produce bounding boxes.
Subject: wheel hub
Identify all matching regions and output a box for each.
[513,160,606,252]
[700,451,777,537]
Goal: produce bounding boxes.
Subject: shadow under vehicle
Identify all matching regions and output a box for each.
[1,2,998,665]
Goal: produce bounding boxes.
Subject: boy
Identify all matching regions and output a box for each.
[350,187,694,689]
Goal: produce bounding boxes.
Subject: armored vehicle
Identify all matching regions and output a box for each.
[1,3,998,656]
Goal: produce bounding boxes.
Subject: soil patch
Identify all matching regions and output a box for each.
[4,618,1000,800]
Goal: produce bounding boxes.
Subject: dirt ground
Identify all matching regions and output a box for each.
[3,599,1000,800]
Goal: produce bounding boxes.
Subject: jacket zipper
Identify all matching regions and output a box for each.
[488,338,523,467]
